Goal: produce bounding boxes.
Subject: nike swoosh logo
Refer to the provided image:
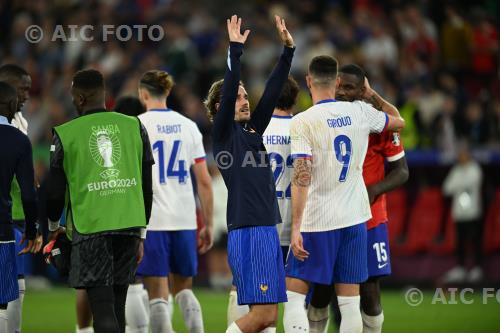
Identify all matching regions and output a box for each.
[378,263,388,269]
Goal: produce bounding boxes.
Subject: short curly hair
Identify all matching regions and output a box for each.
[204,79,245,122]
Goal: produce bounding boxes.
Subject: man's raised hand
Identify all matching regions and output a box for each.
[227,15,250,44]
[275,15,294,48]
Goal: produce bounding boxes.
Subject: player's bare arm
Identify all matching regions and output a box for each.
[362,78,398,117]
[192,161,214,254]
[367,156,409,204]
[290,158,312,261]
[363,78,405,131]
[292,158,312,187]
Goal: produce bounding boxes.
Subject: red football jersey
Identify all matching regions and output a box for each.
[363,131,405,229]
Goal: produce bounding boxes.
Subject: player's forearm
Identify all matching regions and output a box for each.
[213,42,243,141]
[365,90,401,119]
[197,182,214,229]
[291,184,308,232]
[369,157,409,198]
[291,158,312,231]
[193,162,214,229]
[252,46,295,134]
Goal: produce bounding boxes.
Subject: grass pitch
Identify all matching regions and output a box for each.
[22,288,499,332]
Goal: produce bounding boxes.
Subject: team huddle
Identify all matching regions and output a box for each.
[0,14,408,333]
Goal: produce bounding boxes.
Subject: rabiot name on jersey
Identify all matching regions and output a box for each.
[156,124,182,134]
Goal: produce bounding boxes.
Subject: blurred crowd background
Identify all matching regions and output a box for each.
[0,0,499,285]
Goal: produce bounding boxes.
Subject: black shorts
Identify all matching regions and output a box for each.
[213,232,228,250]
[69,234,140,288]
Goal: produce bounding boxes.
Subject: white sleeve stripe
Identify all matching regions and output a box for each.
[227,47,231,71]
[386,151,405,162]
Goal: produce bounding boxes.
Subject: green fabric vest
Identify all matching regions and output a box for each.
[399,102,420,150]
[10,179,25,220]
[54,112,146,234]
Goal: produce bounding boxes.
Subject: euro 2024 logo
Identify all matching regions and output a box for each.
[89,125,122,179]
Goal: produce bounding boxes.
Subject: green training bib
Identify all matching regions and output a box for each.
[54,112,146,234]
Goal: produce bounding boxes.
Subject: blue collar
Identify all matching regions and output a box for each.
[0,115,12,126]
[150,108,172,112]
[316,99,337,105]
[272,115,292,119]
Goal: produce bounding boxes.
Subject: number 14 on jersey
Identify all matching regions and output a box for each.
[152,139,188,184]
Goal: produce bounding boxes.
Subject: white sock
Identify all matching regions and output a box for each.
[225,322,243,333]
[141,288,150,318]
[167,294,174,321]
[149,298,174,333]
[338,296,362,333]
[126,284,149,333]
[361,311,384,333]
[283,291,308,332]
[175,289,203,333]
[7,278,25,333]
[0,309,8,333]
[76,327,94,333]
[227,290,249,326]
[307,305,329,333]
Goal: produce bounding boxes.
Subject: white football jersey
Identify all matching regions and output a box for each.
[263,115,293,246]
[139,109,206,230]
[290,99,388,232]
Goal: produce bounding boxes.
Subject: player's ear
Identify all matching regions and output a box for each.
[138,88,146,102]
[335,77,340,89]
[305,74,311,90]
[215,102,220,112]
[78,94,86,107]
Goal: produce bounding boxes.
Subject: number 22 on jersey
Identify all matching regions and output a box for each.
[152,139,188,184]
[269,152,293,199]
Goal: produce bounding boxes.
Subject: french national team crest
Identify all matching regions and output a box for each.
[392,132,401,146]
[259,283,268,295]
[89,125,122,179]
